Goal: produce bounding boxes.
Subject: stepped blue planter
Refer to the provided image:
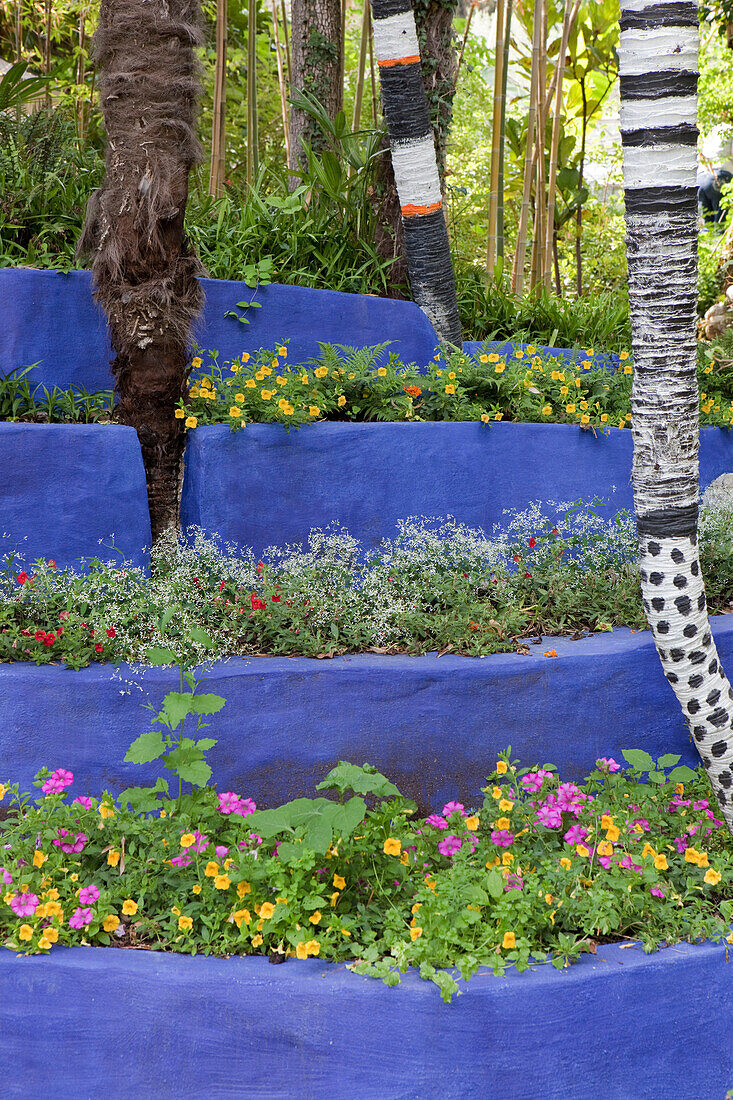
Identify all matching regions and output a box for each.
[0,269,440,391]
[3,616,732,811]
[0,938,730,1099]
[0,424,151,571]
[181,420,733,556]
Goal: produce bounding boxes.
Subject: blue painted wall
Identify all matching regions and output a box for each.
[0,424,151,571]
[2,617,731,812]
[0,269,440,390]
[181,420,733,556]
[0,938,730,1099]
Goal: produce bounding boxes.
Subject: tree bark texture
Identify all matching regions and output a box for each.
[78,0,205,540]
[288,0,343,172]
[620,0,733,827]
[370,0,461,344]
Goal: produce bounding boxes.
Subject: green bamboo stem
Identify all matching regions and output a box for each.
[280,0,291,88]
[543,0,581,288]
[271,0,291,163]
[496,0,513,264]
[209,0,227,198]
[352,0,370,131]
[512,0,542,294]
[486,0,506,271]
[247,0,259,185]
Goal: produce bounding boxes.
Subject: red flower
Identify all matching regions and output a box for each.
[551,527,559,536]
[94,643,103,653]
[256,562,264,574]
[512,554,520,563]
[106,627,116,639]
[48,560,56,570]
[271,595,281,603]
[59,611,69,621]
[56,627,64,637]
[89,629,94,638]
[524,572,532,578]
[219,579,226,591]
[528,538,536,547]
[17,573,29,585]
[250,592,266,611]
[34,630,45,641]
[43,633,55,647]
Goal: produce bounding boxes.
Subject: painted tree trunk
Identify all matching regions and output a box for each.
[288,0,342,172]
[78,0,204,540]
[619,0,733,827]
[370,0,461,345]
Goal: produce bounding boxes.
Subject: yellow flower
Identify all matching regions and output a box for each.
[309,406,321,417]
[704,868,722,885]
[410,926,423,941]
[606,825,620,842]
[465,816,479,831]
[494,412,503,420]
[42,927,59,944]
[377,367,387,377]
[192,884,201,895]
[229,407,242,418]
[334,874,346,889]
[237,881,251,898]
[619,351,629,360]
[283,403,294,415]
[448,371,456,380]
[480,413,490,423]
[278,346,287,357]
[271,358,279,369]
[99,803,115,819]
[600,413,608,423]
[261,390,272,400]
[178,915,193,931]
[204,861,219,877]
[174,408,185,419]
[479,354,489,363]
[502,852,514,866]
[191,356,203,369]
[314,366,328,378]
[122,900,138,916]
[499,799,514,812]
[296,942,308,959]
[330,890,340,906]
[0,783,5,801]
[277,398,289,411]
[576,844,590,857]
[70,873,78,882]
[597,840,613,857]
[251,934,264,948]
[496,817,511,830]
[185,416,198,429]
[18,924,33,942]
[180,834,195,848]
[496,761,508,775]
[580,414,590,425]
[566,403,576,414]
[300,374,309,385]
[309,910,322,925]
[383,838,401,856]
[502,931,516,949]
[275,375,287,387]
[575,378,581,388]
[697,851,709,868]
[107,849,120,867]
[255,370,265,381]
[654,854,668,871]
[32,850,47,868]
[337,395,346,407]
[103,914,119,932]
[542,405,552,416]
[491,786,502,799]
[494,363,506,374]
[623,365,632,375]
[245,378,256,389]
[260,902,275,919]
[234,393,245,404]
[684,848,700,864]
[642,843,657,860]
[514,350,524,359]
[445,384,456,395]
[214,875,231,890]
[233,909,251,927]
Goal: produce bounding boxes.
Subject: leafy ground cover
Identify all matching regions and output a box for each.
[3,502,733,669]
[1,673,731,1002]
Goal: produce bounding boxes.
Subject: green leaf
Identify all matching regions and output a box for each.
[329,797,367,838]
[146,646,178,666]
[657,754,681,768]
[621,749,655,773]
[159,607,177,632]
[124,730,166,764]
[317,761,402,799]
[188,627,215,648]
[188,693,226,716]
[117,779,169,813]
[196,738,217,751]
[175,760,212,787]
[667,765,698,785]
[486,870,504,899]
[162,692,197,729]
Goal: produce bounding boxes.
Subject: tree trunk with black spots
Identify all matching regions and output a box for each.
[620,0,733,828]
[370,0,461,344]
[288,0,343,172]
[78,0,205,541]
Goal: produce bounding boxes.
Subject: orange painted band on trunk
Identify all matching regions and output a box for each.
[401,201,443,217]
[377,55,421,67]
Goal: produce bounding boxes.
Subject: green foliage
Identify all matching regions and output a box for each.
[0,367,113,424]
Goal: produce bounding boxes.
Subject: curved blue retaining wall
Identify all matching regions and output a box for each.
[0,269,440,390]
[0,424,151,571]
[2,616,732,811]
[181,421,733,555]
[0,939,730,1099]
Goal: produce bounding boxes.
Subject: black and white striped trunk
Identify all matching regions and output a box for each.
[620,0,733,827]
[370,0,462,346]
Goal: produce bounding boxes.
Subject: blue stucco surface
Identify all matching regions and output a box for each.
[2,616,732,812]
[0,424,151,571]
[0,938,730,1099]
[181,420,733,555]
[0,269,440,390]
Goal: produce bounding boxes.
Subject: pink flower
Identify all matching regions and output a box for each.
[42,768,74,795]
[170,850,192,868]
[693,800,709,812]
[563,824,588,846]
[598,855,612,869]
[442,801,466,818]
[521,770,551,792]
[190,831,208,853]
[632,818,650,833]
[10,892,39,917]
[490,829,514,848]
[650,886,665,899]
[218,791,242,815]
[215,845,229,858]
[426,814,448,829]
[504,873,524,891]
[618,854,642,872]
[68,906,93,929]
[535,800,562,829]
[59,611,69,621]
[78,884,100,905]
[595,757,621,773]
[0,867,12,885]
[52,829,87,854]
[555,783,583,816]
[72,796,93,809]
[673,836,689,853]
[438,835,463,857]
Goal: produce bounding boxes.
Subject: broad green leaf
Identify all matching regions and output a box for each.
[162,692,197,729]
[189,693,226,716]
[196,738,217,751]
[188,627,215,648]
[657,754,681,768]
[146,646,178,666]
[329,797,367,838]
[124,730,166,764]
[317,761,402,799]
[667,765,698,785]
[621,749,655,772]
[117,780,168,813]
[486,870,504,899]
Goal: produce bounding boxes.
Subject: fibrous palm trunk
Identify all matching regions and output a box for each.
[620,0,733,828]
[78,0,204,539]
[370,0,461,345]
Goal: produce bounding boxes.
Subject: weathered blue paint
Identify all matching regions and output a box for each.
[0,424,151,571]
[181,420,733,556]
[0,938,730,1099]
[2,616,731,812]
[0,269,440,390]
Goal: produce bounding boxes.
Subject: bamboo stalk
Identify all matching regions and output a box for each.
[44,0,52,107]
[495,0,513,264]
[352,0,370,131]
[15,0,21,63]
[367,6,378,127]
[543,0,581,288]
[209,0,228,198]
[341,0,347,113]
[271,0,291,162]
[512,0,542,294]
[76,6,87,140]
[456,1,478,81]
[486,0,507,271]
[531,0,547,287]
[280,0,291,89]
[247,0,259,185]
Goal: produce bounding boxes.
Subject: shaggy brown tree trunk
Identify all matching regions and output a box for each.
[78,0,204,540]
[288,0,343,173]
